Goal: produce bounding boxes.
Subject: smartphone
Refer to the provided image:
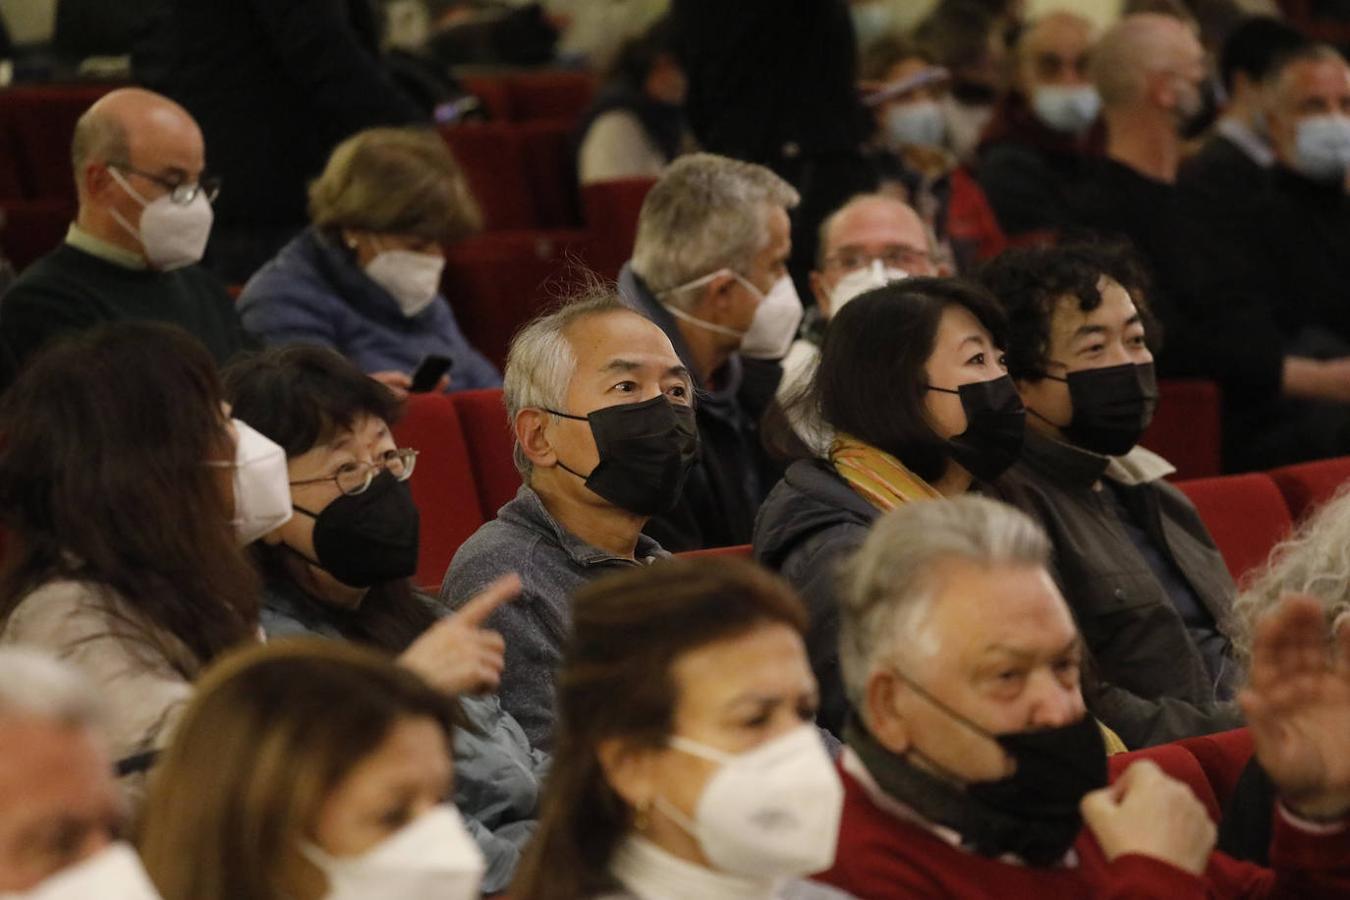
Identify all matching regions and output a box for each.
[409,355,454,393]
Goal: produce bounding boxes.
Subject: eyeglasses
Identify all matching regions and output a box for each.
[289,448,419,497]
[112,164,222,205]
[826,245,935,273]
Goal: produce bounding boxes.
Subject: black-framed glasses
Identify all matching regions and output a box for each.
[289,448,419,497]
[112,164,221,205]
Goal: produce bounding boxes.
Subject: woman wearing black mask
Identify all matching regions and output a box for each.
[753,277,1025,736]
[223,345,547,895]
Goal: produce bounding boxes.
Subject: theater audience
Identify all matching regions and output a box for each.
[755,278,1023,735]
[621,153,799,551]
[0,649,151,896]
[0,88,248,389]
[139,640,484,900]
[822,495,1350,897]
[0,323,267,773]
[511,557,848,900]
[576,18,692,185]
[977,11,1104,237]
[982,244,1244,748]
[223,344,540,893]
[237,127,499,397]
[912,0,1013,164]
[442,293,694,748]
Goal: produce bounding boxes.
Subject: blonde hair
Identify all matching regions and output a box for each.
[308,127,482,242]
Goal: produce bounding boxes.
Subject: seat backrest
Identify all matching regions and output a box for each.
[1140,379,1222,480]
[1173,728,1254,812]
[580,176,656,279]
[449,388,522,518]
[460,75,514,121]
[392,393,486,591]
[676,545,754,560]
[506,70,597,121]
[518,118,582,228]
[1175,473,1292,583]
[1268,455,1350,522]
[439,122,536,230]
[0,197,74,271]
[1108,742,1221,823]
[2,84,115,200]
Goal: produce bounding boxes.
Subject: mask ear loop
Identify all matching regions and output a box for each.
[886,665,1015,782]
[539,407,599,483]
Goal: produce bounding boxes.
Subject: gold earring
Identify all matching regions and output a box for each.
[634,798,653,832]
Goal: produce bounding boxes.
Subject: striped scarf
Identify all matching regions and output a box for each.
[830,435,941,511]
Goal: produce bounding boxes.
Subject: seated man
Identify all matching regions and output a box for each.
[823,495,1350,898]
[982,244,1243,748]
[0,87,248,389]
[0,648,156,896]
[441,293,696,749]
[977,11,1104,237]
[620,152,800,551]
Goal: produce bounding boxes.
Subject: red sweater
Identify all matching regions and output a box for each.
[819,766,1350,899]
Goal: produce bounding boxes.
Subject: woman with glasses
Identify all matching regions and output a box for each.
[223,344,547,895]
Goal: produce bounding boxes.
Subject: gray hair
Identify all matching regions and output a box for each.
[1233,484,1350,668]
[502,290,631,479]
[838,496,1051,724]
[630,153,799,309]
[1091,13,1197,109]
[0,648,102,731]
[71,104,129,174]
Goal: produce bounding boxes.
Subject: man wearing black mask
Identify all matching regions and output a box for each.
[821,495,1350,897]
[981,244,1242,750]
[442,292,698,749]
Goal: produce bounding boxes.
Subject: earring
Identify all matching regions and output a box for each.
[634,798,654,832]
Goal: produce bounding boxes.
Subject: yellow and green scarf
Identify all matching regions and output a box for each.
[830,435,941,511]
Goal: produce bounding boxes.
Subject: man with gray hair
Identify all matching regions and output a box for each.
[441,291,696,748]
[0,648,158,895]
[619,152,801,551]
[819,495,1350,897]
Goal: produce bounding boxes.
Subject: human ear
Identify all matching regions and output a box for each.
[865,669,912,755]
[598,738,659,812]
[810,271,833,318]
[516,409,558,469]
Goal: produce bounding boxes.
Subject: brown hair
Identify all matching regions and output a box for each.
[138,639,463,900]
[308,126,483,242]
[511,557,808,900]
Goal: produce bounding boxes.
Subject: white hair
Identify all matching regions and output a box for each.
[630,153,799,309]
[0,648,102,731]
[838,496,1051,725]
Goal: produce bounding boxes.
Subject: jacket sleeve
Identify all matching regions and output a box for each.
[1084,677,1245,749]
[238,276,342,352]
[460,813,534,895]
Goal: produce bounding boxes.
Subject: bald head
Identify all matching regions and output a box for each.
[1092,13,1204,110]
[1017,11,1096,92]
[811,194,935,315]
[72,88,201,176]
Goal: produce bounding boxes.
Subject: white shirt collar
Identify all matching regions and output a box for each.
[1216,117,1276,169]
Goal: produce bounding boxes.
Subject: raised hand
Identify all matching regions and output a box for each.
[1081,759,1216,875]
[1239,595,1350,821]
[399,574,521,696]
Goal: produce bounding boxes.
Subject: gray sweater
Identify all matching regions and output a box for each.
[440,485,669,750]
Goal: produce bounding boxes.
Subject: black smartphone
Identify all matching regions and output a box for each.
[409,355,454,393]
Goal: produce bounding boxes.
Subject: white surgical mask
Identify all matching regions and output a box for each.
[208,420,292,545]
[108,168,213,271]
[364,244,445,318]
[883,100,946,149]
[303,805,484,900]
[662,270,803,361]
[828,259,909,317]
[654,725,844,879]
[1292,114,1350,181]
[1031,85,1100,134]
[0,843,162,899]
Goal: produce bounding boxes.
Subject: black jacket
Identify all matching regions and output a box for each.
[994,433,1244,748]
[753,459,879,736]
[1178,131,1270,209]
[619,264,783,552]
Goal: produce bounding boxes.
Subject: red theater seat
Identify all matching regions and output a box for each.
[1,198,74,271]
[1268,455,1350,521]
[1108,742,1221,824]
[450,388,521,517]
[1175,473,1292,583]
[506,70,596,121]
[1,84,116,200]
[461,75,514,121]
[392,393,485,591]
[581,176,656,279]
[440,123,536,231]
[1174,728,1254,812]
[1140,379,1222,480]
[518,119,582,228]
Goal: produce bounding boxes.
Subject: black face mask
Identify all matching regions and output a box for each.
[1041,362,1158,457]
[927,375,1026,483]
[292,471,421,588]
[547,395,700,516]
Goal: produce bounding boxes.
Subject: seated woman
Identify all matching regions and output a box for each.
[238,127,500,396]
[223,344,544,894]
[753,278,1024,735]
[0,322,273,774]
[512,557,850,900]
[139,639,485,900]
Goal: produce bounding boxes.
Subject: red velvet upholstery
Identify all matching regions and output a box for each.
[1140,379,1223,480]
[677,545,754,560]
[0,198,74,271]
[580,176,656,279]
[449,388,521,518]
[518,119,582,228]
[1175,473,1292,583]
[1268,455,1350,521]
[1108,742,1221,824]
[1,84,116,200]
[461,75,515,121]
[505,70,596,121]
[392,394,485,591]
[1174,728,1255,812]
[439,123,536,230]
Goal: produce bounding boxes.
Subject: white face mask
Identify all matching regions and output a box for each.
[108,168,213,271]
[208,420,292,546]
[828,259,910,317]
[662,270,804,361]
[1292,114,1350,181]
[1030,84,1101,134]
[364,245,445,318]
[0,843,162,899]
[883,100,946,149]
[303,805,485,900]
[654,724,844,879]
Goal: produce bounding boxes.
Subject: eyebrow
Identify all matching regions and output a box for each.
[981,635,1083,663]
[1070,323,1108,341]
[601,359,691,381]
[959,334,988,349]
